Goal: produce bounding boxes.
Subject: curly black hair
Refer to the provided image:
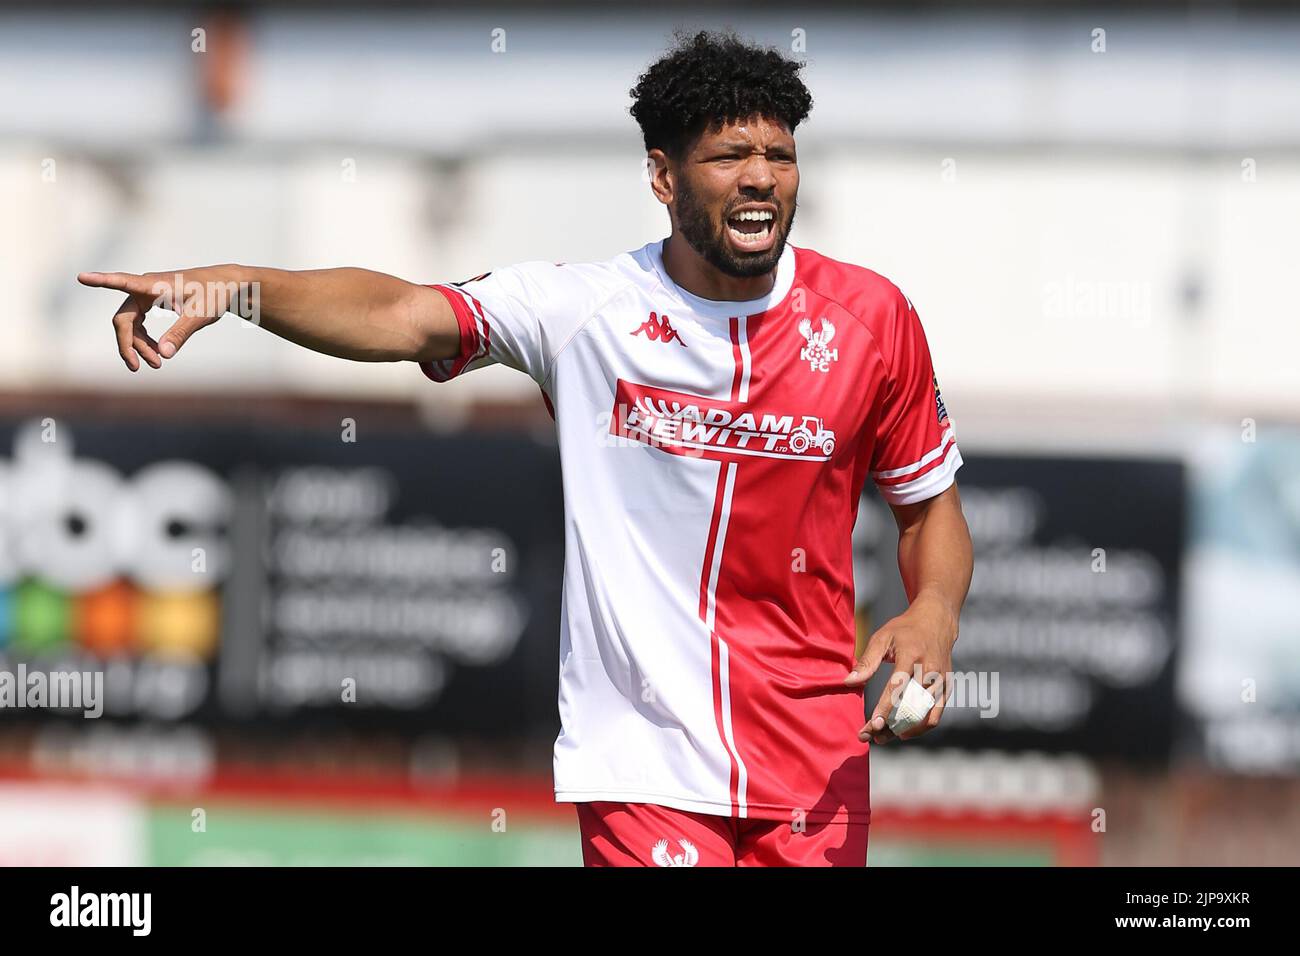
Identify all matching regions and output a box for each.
[629,29,813,160]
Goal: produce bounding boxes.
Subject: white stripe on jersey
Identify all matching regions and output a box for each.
[736,317,752,402]
[705,461,737,633]
[876,442,964,505]
[716,637,749,818]
[704,459,748,817]
[443,283,492,362]
[870,426,956,479]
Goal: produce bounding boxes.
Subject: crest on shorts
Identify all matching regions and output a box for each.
[651,838,699,867]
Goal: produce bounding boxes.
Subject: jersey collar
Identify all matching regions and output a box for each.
[648,237,797,321]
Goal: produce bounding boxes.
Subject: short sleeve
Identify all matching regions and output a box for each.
[420,260,602,386]
[869,292,963,505]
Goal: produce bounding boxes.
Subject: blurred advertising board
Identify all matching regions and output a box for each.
[1180,427,1300,774]
[855,453,1186,764]
[1,414,1191,764]
[0,417,564,736]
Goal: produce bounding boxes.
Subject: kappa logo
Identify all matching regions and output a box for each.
[798,317,838,372]
[651,838,699,867]
[632,311,688,347]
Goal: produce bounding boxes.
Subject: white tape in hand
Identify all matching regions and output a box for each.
[886,678,936,737]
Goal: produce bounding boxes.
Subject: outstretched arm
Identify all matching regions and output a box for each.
[77,265,459,371]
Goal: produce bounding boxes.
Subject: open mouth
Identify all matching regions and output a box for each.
[726,209,777,251]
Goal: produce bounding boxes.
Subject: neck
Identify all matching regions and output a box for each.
[661,233,777,302]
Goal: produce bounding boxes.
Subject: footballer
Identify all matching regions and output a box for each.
[79,30,974,867]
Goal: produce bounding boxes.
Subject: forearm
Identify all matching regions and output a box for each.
[895,487,973,633]
[210,264,448,362]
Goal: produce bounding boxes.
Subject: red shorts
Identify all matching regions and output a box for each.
[575,801,869,867]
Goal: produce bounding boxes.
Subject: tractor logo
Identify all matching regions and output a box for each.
[788,416,836,457]
[798,317,838,372]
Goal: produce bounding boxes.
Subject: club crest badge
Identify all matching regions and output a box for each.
[798,317,838,373]
[651,838,699,867]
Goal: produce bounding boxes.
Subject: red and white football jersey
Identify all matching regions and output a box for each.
[423,238,961,824]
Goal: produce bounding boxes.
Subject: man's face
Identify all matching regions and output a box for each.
[662,115,799,279]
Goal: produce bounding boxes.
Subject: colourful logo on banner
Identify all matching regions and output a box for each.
[0,421,231,662]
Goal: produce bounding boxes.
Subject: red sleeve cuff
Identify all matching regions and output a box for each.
[420,284,487,382]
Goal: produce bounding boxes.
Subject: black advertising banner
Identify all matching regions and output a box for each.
[855,454,1186,763]
[2,416,1186,764]
[0,417,564,737]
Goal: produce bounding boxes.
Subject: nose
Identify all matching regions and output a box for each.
[737,154,777,193]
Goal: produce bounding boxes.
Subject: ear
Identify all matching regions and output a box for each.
[646,149,673,206]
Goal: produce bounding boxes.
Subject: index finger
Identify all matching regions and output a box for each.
[78,272,159,297]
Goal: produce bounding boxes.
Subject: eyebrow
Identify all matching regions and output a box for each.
[707,141,796,153]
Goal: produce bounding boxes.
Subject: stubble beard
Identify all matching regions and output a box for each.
[673,176,797,280]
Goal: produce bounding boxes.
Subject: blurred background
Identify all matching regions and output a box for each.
[1,1,1298,865]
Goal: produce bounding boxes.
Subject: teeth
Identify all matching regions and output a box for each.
[728,224,770,242]
[731,210,774,221]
